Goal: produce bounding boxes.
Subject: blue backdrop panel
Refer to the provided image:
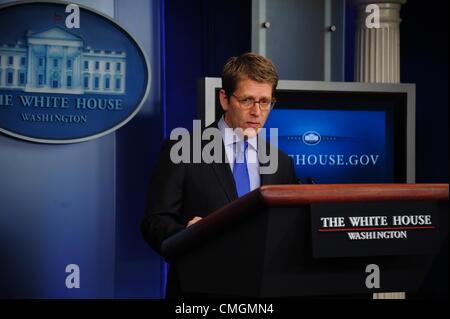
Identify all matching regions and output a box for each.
[0,133,115,298]
[114,0,165,298]
[0,0,165,299]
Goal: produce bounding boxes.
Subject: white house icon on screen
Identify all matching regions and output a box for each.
[0,27,126,95]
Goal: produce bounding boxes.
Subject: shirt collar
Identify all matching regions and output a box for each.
[218,115,258,151]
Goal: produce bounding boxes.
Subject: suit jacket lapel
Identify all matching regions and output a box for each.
[211,160,238,202]
[258,136,275,186]
[259,161,274,186]
[207,120,238,202]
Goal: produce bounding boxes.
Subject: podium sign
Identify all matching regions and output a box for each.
[161,184,448,297]
[311,201,440,258]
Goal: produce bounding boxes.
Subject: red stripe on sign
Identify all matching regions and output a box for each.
[318,226,436,232]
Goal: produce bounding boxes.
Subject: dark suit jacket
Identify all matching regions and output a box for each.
[141,121,298,297]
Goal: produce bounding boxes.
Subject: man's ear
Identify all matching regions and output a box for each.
[219,89,229,112]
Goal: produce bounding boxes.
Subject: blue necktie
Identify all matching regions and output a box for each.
[233,140,250,197]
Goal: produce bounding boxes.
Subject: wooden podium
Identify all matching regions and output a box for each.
[161,184,448,297]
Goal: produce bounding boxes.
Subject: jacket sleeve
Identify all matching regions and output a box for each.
[141,138,186,255]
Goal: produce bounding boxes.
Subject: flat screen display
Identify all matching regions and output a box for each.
[209,82,411,184]
[265,108,394,183]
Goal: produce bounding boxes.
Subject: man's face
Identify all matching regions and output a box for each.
[219,78,273,138]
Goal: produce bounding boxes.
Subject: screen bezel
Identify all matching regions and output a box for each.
[198,78,415,183]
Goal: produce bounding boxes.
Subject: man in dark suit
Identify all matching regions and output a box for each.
[141,53,298,298]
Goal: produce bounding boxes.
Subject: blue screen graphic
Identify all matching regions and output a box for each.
[264,108,394,184]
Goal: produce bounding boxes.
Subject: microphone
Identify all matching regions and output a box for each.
[306,177,316,184]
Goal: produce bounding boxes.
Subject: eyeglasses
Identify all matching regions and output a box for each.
[231,94,276,110]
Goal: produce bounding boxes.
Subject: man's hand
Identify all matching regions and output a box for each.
[187,216,203,227]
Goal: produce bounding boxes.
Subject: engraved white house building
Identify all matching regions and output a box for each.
[0,27,126,95]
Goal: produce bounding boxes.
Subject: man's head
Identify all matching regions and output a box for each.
[219,53,278,138]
